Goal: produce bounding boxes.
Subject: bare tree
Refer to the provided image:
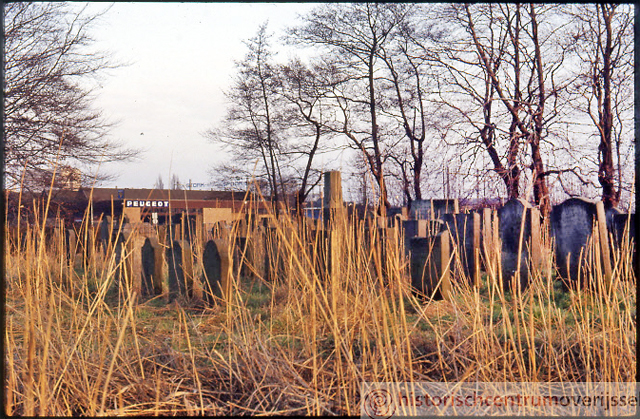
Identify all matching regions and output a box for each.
[429,4,575,216]
[170,174,181,190]
[206,23,288,203]
[3,2,136,192]
[154,174,164,190]
[565,4,634,209]
[428,4,522,202]
[377,8,456,208]
[288,3,413,215]
[278,59,332,214]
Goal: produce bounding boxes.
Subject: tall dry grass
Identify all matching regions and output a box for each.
[4,195,636,415]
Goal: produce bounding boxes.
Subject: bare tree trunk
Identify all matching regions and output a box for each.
[597,4,619,209]
[529,4,551,216]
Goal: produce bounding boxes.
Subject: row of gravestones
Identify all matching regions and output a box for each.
[96,215,323,305]
[57,197,634,304]
[109,229,233,305]
[408,197,635,299]
[50,217,233,304]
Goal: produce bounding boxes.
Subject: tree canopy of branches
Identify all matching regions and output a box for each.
[287,3,414,215]
[208,3,634,213]
[206,24,288,203]
[3,2,135,191]
[207,24,334,211]
[565,4,634,209]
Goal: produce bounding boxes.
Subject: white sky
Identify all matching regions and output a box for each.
[83,2,317,190]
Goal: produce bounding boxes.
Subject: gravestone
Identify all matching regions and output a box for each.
[65,229,77,265]
[114,233,125,286]
[605,207,622,234]
[177,239,201,300]
[497,198,535,290]
[605,208,636,276]
[441,213,480,286]
[410,199,459,220]
[611,213,636,270]
[123,231,146,297]
[263,227,284,282]
[166,240,186,299]
[402,219,445,256]
[319,227,343,282]
[611,213,635,247]
[550,198,598,286]
[481,208,499,274]
[141,237,165,296]
[202,239,232,303]
[99,215,112,252]
[403,220,428,241]
[409,230,452,300]
[323,171,345,225]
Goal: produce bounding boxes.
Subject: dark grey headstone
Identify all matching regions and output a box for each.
[550,197,597,286]
[98,216,112,252]
[611,213,635,245]
[497,198,532,290]
[409,232,451,300]
[141,238,156,296]
[403,220,425,239]
[202,240,224,303]
[611,212,636,269]
[166,241,185,299]
[410,199,458,220]
[113,233,125,285]
[441,213,477,285]
[605,207,622,234]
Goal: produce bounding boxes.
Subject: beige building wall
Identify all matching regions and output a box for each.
[203,207,234,224]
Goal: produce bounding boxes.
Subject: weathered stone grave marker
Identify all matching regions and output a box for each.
[611,212,635,248]
[441,212,481,286]
[481,208,500,275]
[410,199,459,220]
[202,239,232,303]
[550,197,612,287]
[166,240,185,300]
[497,198,540,290]
[410,230,452,300]
[65,228,78,268]
[323,171,344,223]
[122,230,146,298]
[141,237,165,296]
[321,171,346,282]
[610,212,636,273]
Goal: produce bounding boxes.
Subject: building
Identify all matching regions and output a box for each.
[5,187,257,226]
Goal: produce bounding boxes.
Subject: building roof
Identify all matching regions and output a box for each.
[77,187,251,202]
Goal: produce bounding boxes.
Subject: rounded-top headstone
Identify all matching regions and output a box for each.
[550,197,598,284]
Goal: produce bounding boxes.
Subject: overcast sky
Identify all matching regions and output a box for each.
[83,2,317,190]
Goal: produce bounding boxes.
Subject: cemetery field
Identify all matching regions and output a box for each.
[4,206,636,416]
